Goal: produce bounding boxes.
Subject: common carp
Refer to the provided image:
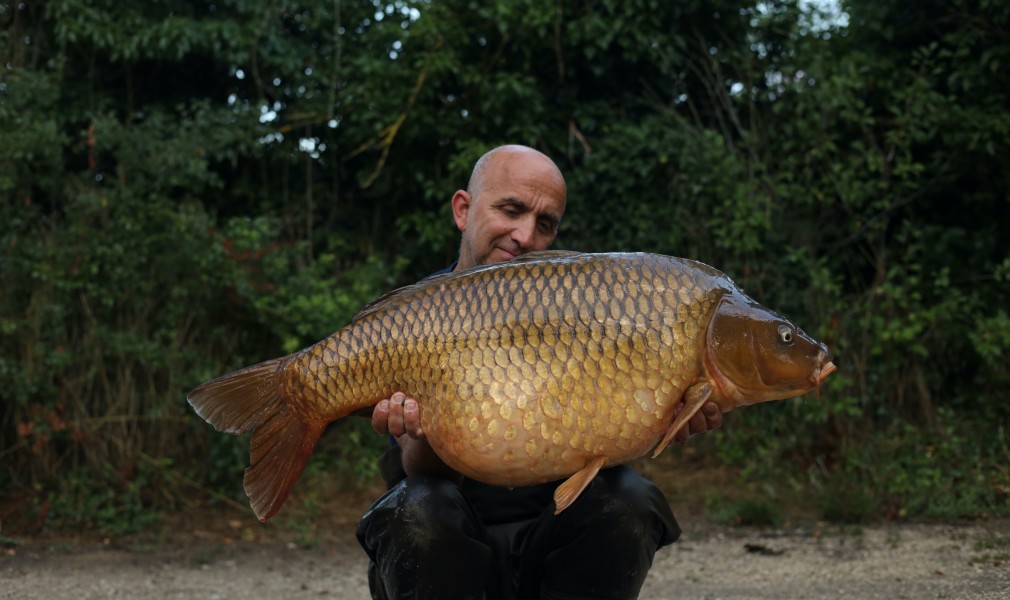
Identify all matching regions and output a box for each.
[188,251,835,521]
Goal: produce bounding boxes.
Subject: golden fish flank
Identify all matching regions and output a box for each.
[188,251,836,522]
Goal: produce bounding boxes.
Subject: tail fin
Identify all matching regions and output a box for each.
[187,357,324,522]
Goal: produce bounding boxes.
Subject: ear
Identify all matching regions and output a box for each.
[451,190,471,232]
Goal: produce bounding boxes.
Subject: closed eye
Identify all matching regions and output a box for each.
[495,199,526,218]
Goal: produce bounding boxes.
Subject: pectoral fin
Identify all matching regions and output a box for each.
[651,382,714,458]
[553,456,607,514]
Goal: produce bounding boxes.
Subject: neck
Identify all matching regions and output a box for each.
[455,242,475,271]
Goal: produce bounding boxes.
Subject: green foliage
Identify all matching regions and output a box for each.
[2,0,1009,530]
[706,494,785,528]
[315,419,390,482]
[814,478,878,524]
[824,414,1010,521]
[42,462,165,536]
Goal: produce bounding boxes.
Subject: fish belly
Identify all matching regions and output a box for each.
[416,324,699,487]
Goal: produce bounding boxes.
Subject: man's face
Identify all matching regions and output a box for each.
[452,149,567,270]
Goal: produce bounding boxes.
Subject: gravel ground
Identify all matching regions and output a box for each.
[2,519,1008,599]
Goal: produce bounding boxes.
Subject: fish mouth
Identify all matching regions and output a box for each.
[812,361,837,387]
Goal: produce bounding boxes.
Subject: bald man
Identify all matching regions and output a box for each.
[356,145,722,600]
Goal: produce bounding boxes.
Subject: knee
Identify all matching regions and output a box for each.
[534,469,680,598]
[357,475,478,552]
[394,475,469,523]
[567,467,680,547]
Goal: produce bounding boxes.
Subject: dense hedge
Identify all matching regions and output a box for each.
[2,0,1007,532]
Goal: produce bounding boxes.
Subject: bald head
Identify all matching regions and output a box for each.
[450,145,567,270]
[466,145,566,205]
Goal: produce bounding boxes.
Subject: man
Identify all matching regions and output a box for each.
[356,145,723,600]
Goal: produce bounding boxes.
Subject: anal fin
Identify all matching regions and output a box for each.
[651,382,714,458]
[553,456,607,514]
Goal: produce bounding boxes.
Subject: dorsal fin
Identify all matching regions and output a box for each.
[509,249,583,263]
[351,270,457,322]
[351,250,587,323]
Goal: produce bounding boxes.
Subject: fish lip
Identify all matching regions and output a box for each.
[811,361,837,387]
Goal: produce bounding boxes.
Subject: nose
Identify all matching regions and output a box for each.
[511,217,537,250]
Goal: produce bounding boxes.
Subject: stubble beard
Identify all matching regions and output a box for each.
[457,237,479,271]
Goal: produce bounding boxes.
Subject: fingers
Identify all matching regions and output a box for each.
[701,401,723,431]
[391,392,408,436]
[673,425,690,445]
[672,400,725,445]
[402,396,423,438]
[371,399,391,435]
[672,400,690,444]
[370,392,424,439]
[686,407,708,437]
[683,401,723,440]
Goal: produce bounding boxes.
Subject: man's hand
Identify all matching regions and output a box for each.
[372,391,424,439]
[372,392,460,481]
[672,400,723,444]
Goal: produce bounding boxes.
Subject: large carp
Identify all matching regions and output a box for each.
[188,251,835,521]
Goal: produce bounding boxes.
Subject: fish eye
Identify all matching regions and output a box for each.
[777,325,793,344]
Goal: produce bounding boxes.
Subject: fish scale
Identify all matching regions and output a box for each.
[188,251,835,521]
[377,257,680,484]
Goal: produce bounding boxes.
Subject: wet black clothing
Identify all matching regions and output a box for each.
[357,451,680,600]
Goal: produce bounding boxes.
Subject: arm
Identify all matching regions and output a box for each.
[372,392,462,482]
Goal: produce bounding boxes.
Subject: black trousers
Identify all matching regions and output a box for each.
[355,466,680,600]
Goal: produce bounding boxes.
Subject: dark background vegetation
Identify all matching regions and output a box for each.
[2,0,1008,535]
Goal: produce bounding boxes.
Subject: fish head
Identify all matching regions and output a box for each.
[705,293,836,408]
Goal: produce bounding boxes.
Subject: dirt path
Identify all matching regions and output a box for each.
[3,518,1008,599]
